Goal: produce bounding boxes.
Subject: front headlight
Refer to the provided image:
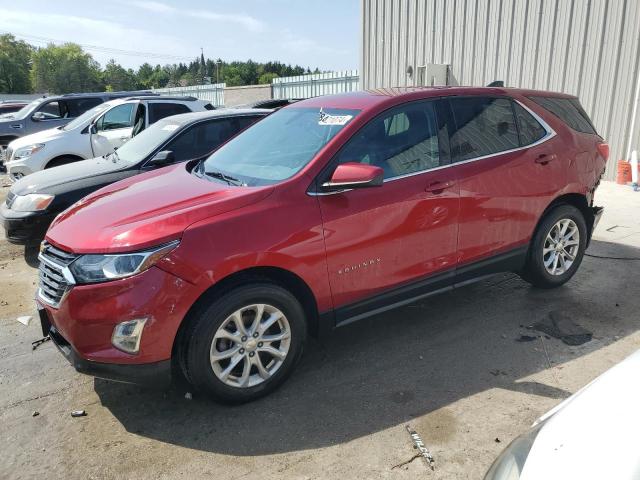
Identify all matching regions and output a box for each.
[69,240,179,284]
[484,423,544,480]
[11,193,55,212]
[13,143,45,160]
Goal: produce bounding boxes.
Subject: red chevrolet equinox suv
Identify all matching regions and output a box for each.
[37,87,607,403]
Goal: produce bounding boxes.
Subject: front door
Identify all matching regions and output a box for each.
[316,99,460,318]
[91,103,135,157]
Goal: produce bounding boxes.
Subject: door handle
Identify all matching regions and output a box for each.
[425,179,456,194]
[535,153,556,165]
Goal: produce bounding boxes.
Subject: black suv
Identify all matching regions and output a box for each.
[1,108,270,244]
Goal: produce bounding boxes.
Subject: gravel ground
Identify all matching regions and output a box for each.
[1,177,639,480]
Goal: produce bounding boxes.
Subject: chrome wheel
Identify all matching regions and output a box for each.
[210,304,291,388]
[543,218,580,276]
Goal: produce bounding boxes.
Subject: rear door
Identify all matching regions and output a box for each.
[317,99,460,315]
[447,96,561,269]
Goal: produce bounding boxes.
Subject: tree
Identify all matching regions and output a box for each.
[0,34,33,93]
[31,43,102,93]
[258,72,279,84]
[136,63,155,89]
[102,59,138,91]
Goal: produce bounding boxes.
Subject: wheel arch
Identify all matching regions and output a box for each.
[527,193,595,264]
[172,266,321,365]
[0,135,20,147]
[45,154,85,169]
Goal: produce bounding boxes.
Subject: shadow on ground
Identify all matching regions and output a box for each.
[95,240,639,456]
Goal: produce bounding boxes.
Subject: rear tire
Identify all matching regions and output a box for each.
[183,283,307,404]
[45,156,79,169]
[520,205,587,288]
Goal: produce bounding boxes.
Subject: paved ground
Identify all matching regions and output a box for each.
[1,177,639,480]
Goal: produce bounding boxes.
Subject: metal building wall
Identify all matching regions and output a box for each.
[361,0,640,179]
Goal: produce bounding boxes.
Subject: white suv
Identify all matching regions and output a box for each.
[5,96,212,180]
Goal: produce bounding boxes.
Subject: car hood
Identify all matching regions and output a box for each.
[520,349,640,479]
[11,156,129,194]
[9,127,65,149]
[46,162,274,254]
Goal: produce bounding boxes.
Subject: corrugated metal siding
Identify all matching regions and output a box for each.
[361,0,640,180]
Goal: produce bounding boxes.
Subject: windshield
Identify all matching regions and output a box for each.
[199,107,359,186]
[1,99,42,120]
[62,103,111,131]
[112,117,184,165]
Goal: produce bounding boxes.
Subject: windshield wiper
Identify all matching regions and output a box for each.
[204,170,244,186]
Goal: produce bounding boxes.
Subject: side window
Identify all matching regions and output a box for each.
[233,115,262,132]
[148,103,191,124]
[528,96,597,134]
[66,98,103,117]
[449,97,519,162]
[96,103,135,131]
[334,101,441,179]
[514,103,547,146]
[164,119,235,162]
[37,101,68,120]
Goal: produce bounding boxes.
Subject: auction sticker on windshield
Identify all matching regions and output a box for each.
[318,108,353,126]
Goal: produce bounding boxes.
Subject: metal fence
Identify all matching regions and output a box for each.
[272,70,360,99]
[151,83,225,107]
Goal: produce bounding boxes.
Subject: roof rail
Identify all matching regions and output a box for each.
[60,90,157,98]
[124,95,198,102]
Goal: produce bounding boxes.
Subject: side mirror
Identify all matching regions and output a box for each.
[322,162,384,191]
[89,123,98,134]
[147,150,175,167]
[31,112,45,122]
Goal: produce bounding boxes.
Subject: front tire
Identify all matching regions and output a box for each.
[521,205,587,288]
[183,283,307,404]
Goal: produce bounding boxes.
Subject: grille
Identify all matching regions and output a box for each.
[38,242,78,307]
[5,191,15,208]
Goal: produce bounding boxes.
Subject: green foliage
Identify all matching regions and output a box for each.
[102,59,138,91]
[0,36,322,93]
[258,72,279,84]
[0,34,33,93]
[31,43,102,93]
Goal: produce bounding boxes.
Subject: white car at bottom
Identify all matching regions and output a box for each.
[5,96,212,181]
[485,348,640,479]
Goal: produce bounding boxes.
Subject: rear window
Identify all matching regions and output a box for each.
[528,96,597,135]
[449,97,520,162]
[148,102,191,124]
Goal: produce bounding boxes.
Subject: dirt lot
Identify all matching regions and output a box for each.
[1,177,639,480]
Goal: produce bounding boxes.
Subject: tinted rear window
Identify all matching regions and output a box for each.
[449,97,520,162]
[148,102,191,124]
[528,96,597,135]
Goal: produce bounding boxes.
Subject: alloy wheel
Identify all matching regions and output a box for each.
[542,218,580,276]
[209,304,291,388]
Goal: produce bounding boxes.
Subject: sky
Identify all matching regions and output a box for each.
[0,0,360,71]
